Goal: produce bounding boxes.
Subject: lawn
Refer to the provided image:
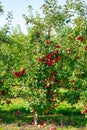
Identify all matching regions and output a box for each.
[0,98,87,130]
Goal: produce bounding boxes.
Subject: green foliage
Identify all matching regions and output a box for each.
[0,0,87,117]
[0,1,4,15]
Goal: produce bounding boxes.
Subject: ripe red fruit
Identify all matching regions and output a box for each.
[46,53,53,59]
[13,71,18,75]
[6,100,11,105]
[37,32,41,35]
[0,91,5,95]
[38,57,44,62]
[46,59,53,66]
[40,122,46,128]
[13,71,20,77]
[82,109,87,115]
[85,109,87,113]
[20,68,25,76]
[55,45,60,48]
[77,36,83,42]
[45,84,50,89]
[13,68,25,77]
[52,56,61,64]
[52,50,59,55]
[82,110,85,114]
[21,68,25,73]
[48,91,53,95]
[54,79,61,84]
[46,40,51,44]
[67,48,71,54]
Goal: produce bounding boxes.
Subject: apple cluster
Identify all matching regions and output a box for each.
[82,105,87,115]
[39,46,61,66]
[77,36,83,42]
[13,68,25,77]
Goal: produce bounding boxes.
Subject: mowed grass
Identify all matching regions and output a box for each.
[0,125,87,130]
[0,98,87,130]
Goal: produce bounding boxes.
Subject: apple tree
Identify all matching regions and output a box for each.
[22,0,87,116]
[0,0,87,119]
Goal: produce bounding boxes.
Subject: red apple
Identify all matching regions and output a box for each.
[48,91,53,95]
[52,56,61,64]
[46,40,51,44]
[20,68,25,76]
[6,100,11,105]
[46,53,52,59]
[37,32,41,35]
[77,36,83,42]
[13,71,18,75]
[0,91,5,95]
[46,59,53,66]
[13,71,20,77]
[45,84,50,89]
[67,48,71,54]
[55,45,60,48]
[38,57,44,62]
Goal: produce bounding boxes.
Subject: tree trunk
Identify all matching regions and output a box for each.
[34,112,38,125]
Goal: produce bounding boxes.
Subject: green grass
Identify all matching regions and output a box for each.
[0,98,87,130]
[0,124,87,130]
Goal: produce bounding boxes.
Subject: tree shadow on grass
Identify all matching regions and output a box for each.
[0,108,86,128]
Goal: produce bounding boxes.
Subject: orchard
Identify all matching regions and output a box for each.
[0,0,87,127]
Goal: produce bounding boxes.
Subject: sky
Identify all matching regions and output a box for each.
[0,0,87,34]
